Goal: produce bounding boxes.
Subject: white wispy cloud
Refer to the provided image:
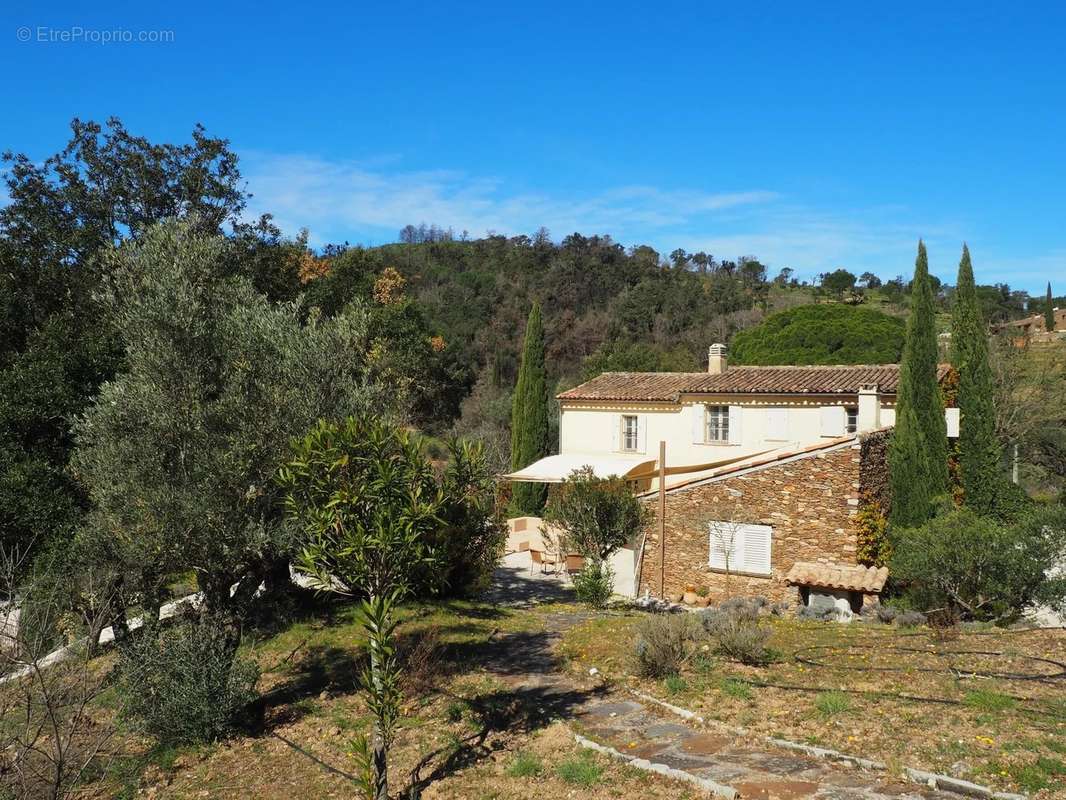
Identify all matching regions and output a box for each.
[241,151,1060,291]
[241,152,778,245]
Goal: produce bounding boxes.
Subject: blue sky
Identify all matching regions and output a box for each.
[2,0,1064,293]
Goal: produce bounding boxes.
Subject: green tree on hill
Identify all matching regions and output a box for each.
[510,302,549,515]
[951,245,1001,515]
[819,268,857,298]
[889,240,948,526]
[729,304,905,366]
[1047,282,1056,332]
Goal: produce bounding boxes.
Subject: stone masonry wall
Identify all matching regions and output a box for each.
[638,443,862,604]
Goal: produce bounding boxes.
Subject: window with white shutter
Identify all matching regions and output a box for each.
[708,522,772,576]
[820,405,846,437]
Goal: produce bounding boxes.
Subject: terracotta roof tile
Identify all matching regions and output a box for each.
[785,561,889,594]
[558,364,952,402]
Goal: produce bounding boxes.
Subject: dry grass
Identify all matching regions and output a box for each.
[558,610,1066,797]
[68,600,701,799]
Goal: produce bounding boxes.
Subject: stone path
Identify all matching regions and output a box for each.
[482,550,576,607]
[482,611,977,800]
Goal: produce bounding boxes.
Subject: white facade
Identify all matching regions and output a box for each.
[559,394,898,466]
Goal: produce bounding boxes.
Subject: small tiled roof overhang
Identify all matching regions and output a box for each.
[786,561,889,594]
[557,364,953,402]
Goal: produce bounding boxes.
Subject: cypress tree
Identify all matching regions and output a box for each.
[510,302,549,514]
[1046,282,1056,333]
[889,241,948,525]
[951,245,1000,515]
[888,403,932,527]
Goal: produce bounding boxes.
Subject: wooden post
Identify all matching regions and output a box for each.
[659,440,666,598]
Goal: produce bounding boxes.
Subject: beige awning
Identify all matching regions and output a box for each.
[503,454,656,483]
[503,449,774,484]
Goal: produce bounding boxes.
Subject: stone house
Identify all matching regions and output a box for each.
[505,344,953,606]
[635,431,890,608]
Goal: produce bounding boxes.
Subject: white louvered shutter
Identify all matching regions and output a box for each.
[638,415,648,454]
[611,415,620,452]
[691,404,706,444]
[766,408,788,440]
[728,406,743,445]
[820,406,846,437]
[740,524,772,575]
[708,522,738,570]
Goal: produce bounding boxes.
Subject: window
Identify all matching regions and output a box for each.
[705,405,729,442]
[621,415,639,452]
[709,522,772,576]
[845,406,858,434]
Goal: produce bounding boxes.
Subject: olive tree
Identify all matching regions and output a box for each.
[73,219,392,643]
[278,417,443,800]
[891,505,1066,622]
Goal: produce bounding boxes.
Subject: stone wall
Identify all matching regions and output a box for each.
[638,442,862,604]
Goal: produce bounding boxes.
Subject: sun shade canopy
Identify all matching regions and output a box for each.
[502,453,656,483]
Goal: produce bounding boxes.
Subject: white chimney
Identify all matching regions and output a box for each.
[707,343,728,375]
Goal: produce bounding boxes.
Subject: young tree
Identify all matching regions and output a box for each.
[951,245,1001,514]
[819,268,857,298]
[0,548,115,800]
[543,468,650,563]
[889,241,948,526]
[543,468,650,605]
[1047,282,1056,332]
[278,418,443,800]
[510,302,549,515]
[859,271,882,289]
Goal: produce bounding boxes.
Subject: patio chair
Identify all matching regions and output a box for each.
[564,554,585,575]
[529,549,559,575]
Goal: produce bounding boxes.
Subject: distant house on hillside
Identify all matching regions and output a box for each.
[994,307,1066,343]
[505,344,957,610]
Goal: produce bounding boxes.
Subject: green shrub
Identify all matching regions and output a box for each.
[573,563,613,608]
[814,691,851,717]
[663,675,687,695]
[895,611,926,628]
[117,619,259,744]
[444,700,466,723]
[890,506,1066,621]
[633,613,701,678]
[556,752,603,786]
[507,751,543,777]
[963,690,1015,712]
[720,677,753,700]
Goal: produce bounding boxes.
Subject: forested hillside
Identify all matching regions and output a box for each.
[298,237,808,460]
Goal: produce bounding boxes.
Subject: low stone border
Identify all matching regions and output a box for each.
[0,592,202,686]
[905,768,1027,800]
[627,688,1027,800]
[572,731,739,799]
